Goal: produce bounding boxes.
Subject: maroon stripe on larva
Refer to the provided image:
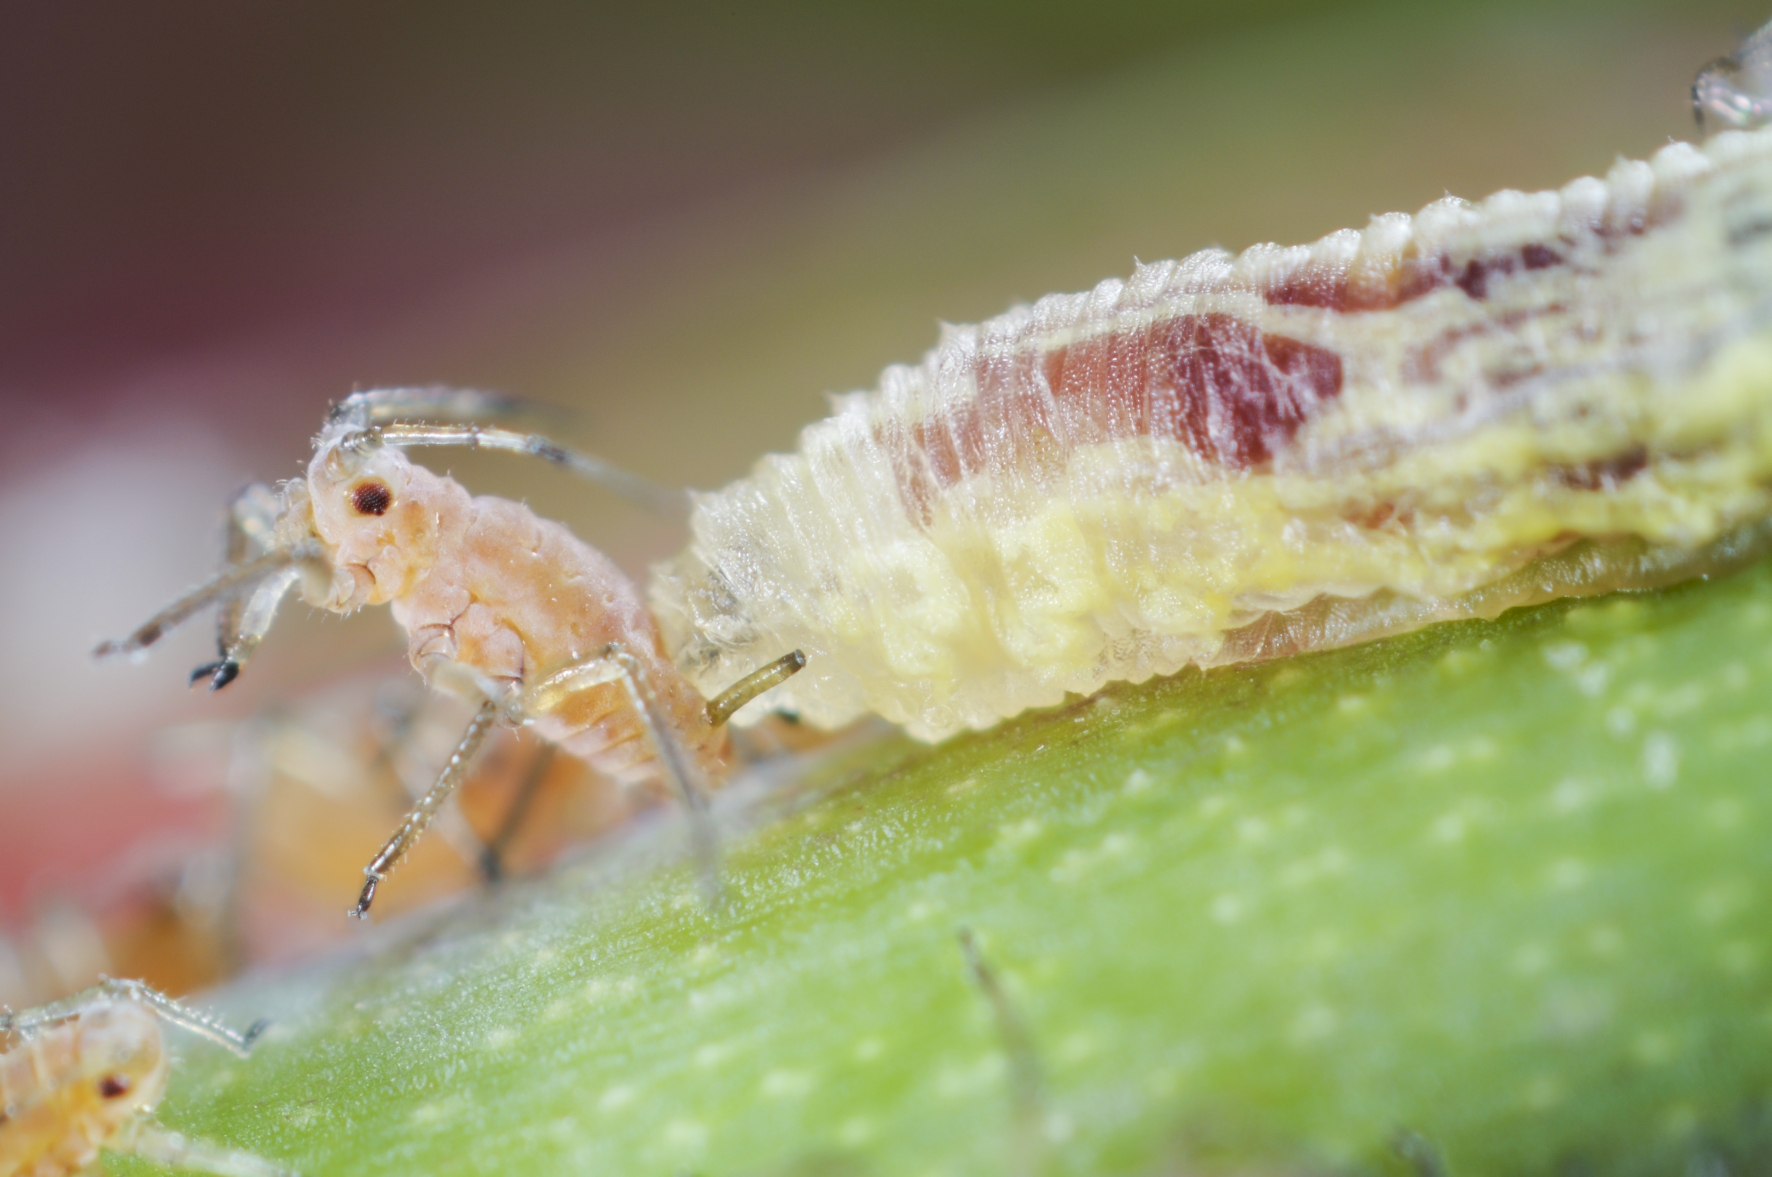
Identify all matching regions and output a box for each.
[1042,313,1343,466]
[880,313,1344,526]
[1263,242,1570,311]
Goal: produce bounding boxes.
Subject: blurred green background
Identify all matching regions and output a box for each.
[0,0,1761,921]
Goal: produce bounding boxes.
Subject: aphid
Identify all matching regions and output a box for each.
[650,124,1772,740]
[0,978,291,1177]
[98,392,807,917]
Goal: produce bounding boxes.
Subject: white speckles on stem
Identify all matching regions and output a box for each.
[598,1084,636,1113]
[1693,879,1751,924]
[1542,641,1588,671]
[662,1118,707,1154]
[1661,1103,1700,1138]
[1706,798,1746,830]
[1513,942,1553,977]
[1643,731,1681,788]
[1431,810,1469,844]
[483,1026,517,1051]
[1547,858,1590,891]
[1632,1029,1677,1065]
[1719,939,1761,976]
[1548,777,1595,814]
[1057,1031,1098,1063]
[694,1041,735,1069]
[1209,893,1247,925]
[936,1055,1005,1097]
[996,817,1045,849]
[1522,1074,1564,1110]
[905,899,945,922]
[1416,744,1457,773]
[1122,768,1153,795]
[1336,693,1370,715]
[760,1069,814,1098]
[1288,1003,1338,1045]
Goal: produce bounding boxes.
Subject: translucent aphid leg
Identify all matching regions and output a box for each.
[1,978,266,1058]
[346,421,686,515]
[369,690,500,880]
[327,385,526,429]
[192,485,297,691]
[479,744,557,883]
[705,650,807,727]
[94,542,324,662]
[351,700,501,919]
[523,644,722,902]
[957,928,1046,1177]
[112,1119,298,1177]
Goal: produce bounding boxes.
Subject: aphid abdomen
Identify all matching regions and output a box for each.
[655,129,1772,742]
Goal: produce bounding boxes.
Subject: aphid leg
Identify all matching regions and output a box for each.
[94,542,323,663]
[350,701,501,919]
[1,978,267,1058]
[479,743,557,883]
[705,650,807,727]
[328,385,525,428]
[957,928,1046,1177]
[192,485,299,690]
[347,421,686,515]
[522,644,723,904]
[111,1119,298,1177]
[371,689,500,879]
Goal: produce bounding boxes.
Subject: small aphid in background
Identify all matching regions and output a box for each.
[0,978,292,1177]
[98,391,807,918]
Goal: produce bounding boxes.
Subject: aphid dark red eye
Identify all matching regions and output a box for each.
[351,482,392,516]
[98,1074,132,1099]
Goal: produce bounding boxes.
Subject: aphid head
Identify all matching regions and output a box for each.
[74,1003,170,1114]
[301,426,447,612]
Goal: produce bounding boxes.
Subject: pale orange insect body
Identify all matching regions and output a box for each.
[99,393,804,916]
[0,979,289,1177]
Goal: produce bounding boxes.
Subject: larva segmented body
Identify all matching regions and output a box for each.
[653,127,1772,741]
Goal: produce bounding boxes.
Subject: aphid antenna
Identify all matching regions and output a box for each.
[323,386,685,516]
[92,544,324,664]
[327,386,528,429]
